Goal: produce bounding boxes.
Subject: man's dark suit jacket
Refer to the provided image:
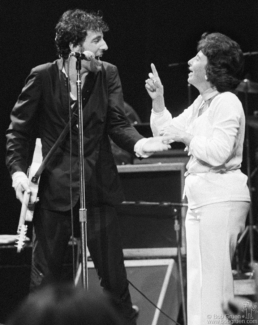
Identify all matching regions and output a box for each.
[6,59,143,211]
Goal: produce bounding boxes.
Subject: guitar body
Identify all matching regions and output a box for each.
[16,139,42,252]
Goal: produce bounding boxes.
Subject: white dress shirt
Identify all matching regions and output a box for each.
[151,89,250,209]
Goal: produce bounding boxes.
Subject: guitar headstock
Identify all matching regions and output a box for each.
[16,225,28,252]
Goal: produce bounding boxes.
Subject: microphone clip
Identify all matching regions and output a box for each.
[69,52,92,61]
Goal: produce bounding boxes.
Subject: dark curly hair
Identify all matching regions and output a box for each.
[7,284,126,325]
[55,9,109,59]
[197,32,244,92]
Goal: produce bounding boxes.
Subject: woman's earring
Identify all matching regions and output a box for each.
[205,75,208,80]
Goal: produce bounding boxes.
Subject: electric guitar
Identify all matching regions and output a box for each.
[16,139,42,252]
[15,86,93,252]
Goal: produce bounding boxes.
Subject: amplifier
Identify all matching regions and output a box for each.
[117,163,187,257]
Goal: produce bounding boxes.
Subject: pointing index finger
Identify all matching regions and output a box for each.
[151,63,159,78]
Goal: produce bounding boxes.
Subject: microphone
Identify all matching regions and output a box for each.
[243,51,258,56]
[69,51,95,61]
[168,62,188,68]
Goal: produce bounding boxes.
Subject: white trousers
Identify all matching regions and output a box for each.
[185,201,250,325]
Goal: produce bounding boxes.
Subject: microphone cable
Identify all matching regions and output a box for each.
[128,279,182,325]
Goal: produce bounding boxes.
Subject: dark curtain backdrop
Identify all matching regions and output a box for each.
[1,0,258,234]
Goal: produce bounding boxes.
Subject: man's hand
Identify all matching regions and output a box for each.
[142,136,172,154]
[12,172,31,203]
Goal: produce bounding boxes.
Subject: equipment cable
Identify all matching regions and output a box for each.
[128,279,182,325]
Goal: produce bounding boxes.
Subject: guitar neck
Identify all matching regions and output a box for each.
[17,191,30,231]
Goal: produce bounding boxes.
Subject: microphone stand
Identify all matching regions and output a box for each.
[167,60,192,107]
[75,54,88,289]
[187,83,192,107]
[121,200,188,323]
[237,79,258,275]
[173,208,187,325]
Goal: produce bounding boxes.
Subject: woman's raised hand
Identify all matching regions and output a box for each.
[145,63,164,99]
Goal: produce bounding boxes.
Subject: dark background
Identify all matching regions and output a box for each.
[1,0,258,235]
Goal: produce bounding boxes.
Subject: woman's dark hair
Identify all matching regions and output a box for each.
[55,9,109,59]
[197,32,244,92]
[7,284,126,325]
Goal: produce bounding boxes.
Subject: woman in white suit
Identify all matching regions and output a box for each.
[145,32,250,325]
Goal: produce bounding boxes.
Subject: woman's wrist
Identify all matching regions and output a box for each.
[152,95,165,113]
